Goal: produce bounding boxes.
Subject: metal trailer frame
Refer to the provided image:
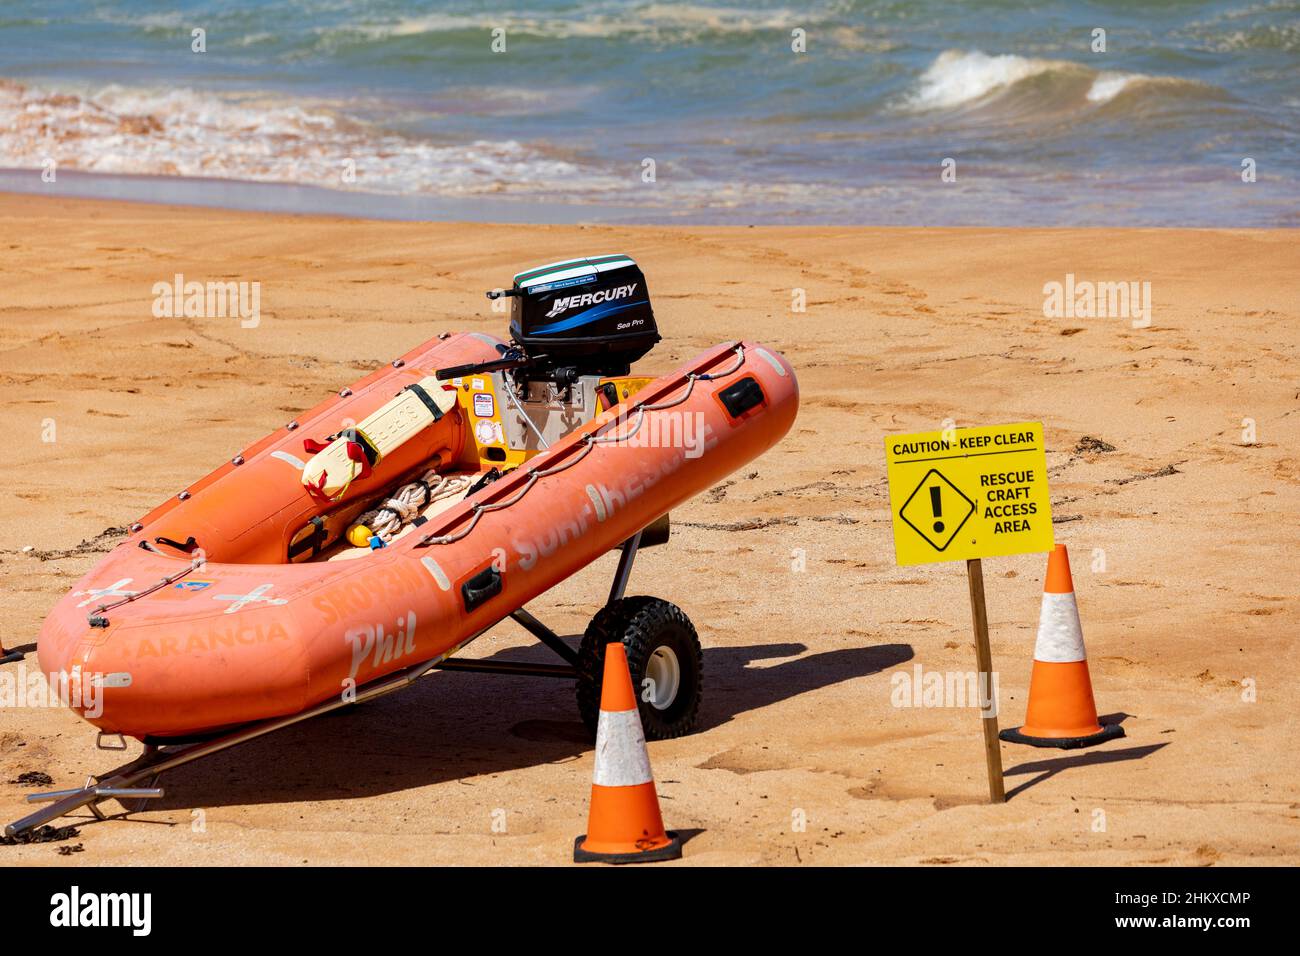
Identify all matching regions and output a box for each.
[4,531,645,839]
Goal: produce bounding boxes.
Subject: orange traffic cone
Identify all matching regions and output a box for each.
[1000,544,1124,749]
[574,643,682,864]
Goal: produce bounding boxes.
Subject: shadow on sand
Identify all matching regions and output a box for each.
[1002,713,1165,800]
[74,638,914,817]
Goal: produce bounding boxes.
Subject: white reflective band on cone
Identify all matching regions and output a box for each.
[1033,591,1087,663]
[592,708,654,788]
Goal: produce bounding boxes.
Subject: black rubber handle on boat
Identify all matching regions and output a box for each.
[461,566,503,613]
[434,350,542,382]
[718,375,766,419]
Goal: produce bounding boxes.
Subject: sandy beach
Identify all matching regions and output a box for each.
[0,192,1296,865]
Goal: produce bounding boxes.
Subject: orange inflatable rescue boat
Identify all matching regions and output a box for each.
[17,255,797,837]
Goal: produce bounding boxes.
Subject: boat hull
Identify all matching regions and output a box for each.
[38,338,799,738]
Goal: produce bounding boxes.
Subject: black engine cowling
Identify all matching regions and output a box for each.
[507,254,660,377]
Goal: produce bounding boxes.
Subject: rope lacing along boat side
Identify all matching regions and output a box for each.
[86,552,207,628]
[415,345,746,549]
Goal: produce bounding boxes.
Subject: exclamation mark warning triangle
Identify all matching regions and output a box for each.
[899,469,976,552]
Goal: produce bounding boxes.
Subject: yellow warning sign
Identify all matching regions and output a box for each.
[886,422,1054,566]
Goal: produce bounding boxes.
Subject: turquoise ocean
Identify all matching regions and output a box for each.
[0,0,1296,224]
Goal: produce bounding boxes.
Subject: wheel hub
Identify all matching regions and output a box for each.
[645,645,681,710]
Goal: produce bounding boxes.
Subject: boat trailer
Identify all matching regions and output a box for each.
[5,529,653,839]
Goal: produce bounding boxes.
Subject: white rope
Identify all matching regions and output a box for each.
[353,470,472,543]
[418,344,747,548]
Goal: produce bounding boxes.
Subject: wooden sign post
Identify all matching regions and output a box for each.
[966,558,1004,802]
[885,422,1056,805]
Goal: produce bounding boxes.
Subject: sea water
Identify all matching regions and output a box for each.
[0,0,1295,225]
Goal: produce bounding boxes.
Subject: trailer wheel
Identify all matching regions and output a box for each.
[577,596,702,741]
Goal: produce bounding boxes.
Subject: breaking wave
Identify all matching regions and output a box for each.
[902,50,1215,114]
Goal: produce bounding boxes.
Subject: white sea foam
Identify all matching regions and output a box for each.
[0,80,605,196]
[905,50,1063,110]
[904,50,1180,113]
[1086,72,1140,104]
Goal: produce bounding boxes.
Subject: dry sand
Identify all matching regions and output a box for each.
[0,193,1296,865]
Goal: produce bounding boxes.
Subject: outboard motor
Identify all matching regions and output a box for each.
[507,254,659,381]
[436,255,662,451]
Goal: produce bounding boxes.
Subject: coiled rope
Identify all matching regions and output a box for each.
[353,470,474,543]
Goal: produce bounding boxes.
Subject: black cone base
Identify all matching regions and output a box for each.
[999,723,1125,750]
[573,832,683,864]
